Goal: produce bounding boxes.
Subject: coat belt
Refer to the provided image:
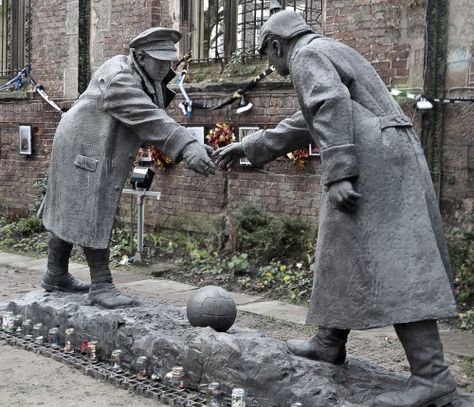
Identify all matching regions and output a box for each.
[379,114,413,130]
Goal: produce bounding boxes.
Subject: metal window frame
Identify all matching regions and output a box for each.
[181,0,323,64]
[0,0,31,79]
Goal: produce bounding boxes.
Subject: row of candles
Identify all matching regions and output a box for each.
[1,310,304,407]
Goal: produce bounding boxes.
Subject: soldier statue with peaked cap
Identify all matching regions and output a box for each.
[42,27,216,309]
[214,9,458,407]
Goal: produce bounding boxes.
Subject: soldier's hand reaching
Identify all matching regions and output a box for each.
[182,142,216,176]
[212,143,246,170]
[328,179,361,213]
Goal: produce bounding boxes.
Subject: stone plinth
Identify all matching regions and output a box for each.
[2,291,473,407]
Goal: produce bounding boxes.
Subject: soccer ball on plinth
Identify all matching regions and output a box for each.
[186,285,237,332]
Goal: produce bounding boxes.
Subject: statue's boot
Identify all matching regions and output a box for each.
[42,234,90,292]
[286,327,350,364]
[373,320,456,407]
[84,247,140,309]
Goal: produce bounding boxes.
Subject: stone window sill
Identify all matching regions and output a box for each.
[0,91,35,101]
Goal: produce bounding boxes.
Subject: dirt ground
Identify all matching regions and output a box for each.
[0,262,472,406]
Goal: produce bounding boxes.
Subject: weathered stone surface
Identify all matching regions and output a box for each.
[2,291,473,407]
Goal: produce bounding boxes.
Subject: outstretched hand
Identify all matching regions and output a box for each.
[212,143,246,170]
[182,142,216,176]
[328,180,361,213]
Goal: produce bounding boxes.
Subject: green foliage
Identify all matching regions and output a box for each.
[459,309,474,334]
[460,357,474,392]
[0,216,44,240]
[110,227,134,260]
[255,261,312,305]
[233,206,315,265]
[448,229,474,307]
[0,216,47,255]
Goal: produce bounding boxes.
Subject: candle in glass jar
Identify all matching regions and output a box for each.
[231,388,246,407]
[63,328,75,353]
[136,356,148,380]
[88,341,98,363]
[111,349,123,372]
[48,327,60,348]
[22,319,33,340]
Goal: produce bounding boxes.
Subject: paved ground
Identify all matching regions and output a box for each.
[0,252,473,406]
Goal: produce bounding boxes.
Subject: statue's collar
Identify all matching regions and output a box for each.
[129,52,156,96]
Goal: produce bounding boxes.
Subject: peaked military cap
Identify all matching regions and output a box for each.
[129,27,182,61]
[258,10,314,54]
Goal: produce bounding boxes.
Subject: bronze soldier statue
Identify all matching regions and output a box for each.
[42,27,215,309]
[215,10,458,407]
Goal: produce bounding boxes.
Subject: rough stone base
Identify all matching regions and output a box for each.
[2,291,473,407]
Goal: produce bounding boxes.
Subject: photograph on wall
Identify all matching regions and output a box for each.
[186,126,205,144]
[309,143,320,156]
[238,126,260,165]
[19,125,32,155]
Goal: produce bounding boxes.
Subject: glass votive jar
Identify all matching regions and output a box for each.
[206,382,222,406]
[34,335,44,345]
[63,328,75,353]
[48,327,60,348]
[231,388,246,407]
[110,349,123,373]
[13,315,23,334]
[3,311,14,333]
[32,322,43,340]
[22,319,33,340]
[88,341,98,363]
[171,366,186,391]
[136,356,148,380]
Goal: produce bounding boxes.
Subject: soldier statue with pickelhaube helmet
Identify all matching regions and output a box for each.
[41,27,216,309]
[214,2,458,406]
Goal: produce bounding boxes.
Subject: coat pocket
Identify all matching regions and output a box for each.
[74,155,98,172]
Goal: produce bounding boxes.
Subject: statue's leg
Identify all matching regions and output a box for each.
[83,247,140,308]
[42,233,90,292]
[286,327,349,364]
[373,320,456,407]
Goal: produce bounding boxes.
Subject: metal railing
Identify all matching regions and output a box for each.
[0,0,31,79]
[181,0,323,63]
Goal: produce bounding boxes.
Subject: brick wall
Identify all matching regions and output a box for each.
[117,85,322,233]
[1,0,472,235]
[0,99,60,218]
[324,0,426,87]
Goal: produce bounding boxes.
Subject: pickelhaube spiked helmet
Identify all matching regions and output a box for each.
[258,10,314,54]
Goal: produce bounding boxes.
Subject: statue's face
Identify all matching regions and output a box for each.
[263,38,290,76]
[138,54,171,82]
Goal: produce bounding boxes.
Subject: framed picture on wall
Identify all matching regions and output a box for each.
[19,125,32,155]
[309,143,320,156]
[186,126,205,144]
[238,126,260,165]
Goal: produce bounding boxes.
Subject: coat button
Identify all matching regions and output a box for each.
[114,185,120,191]
[129,154,134,159]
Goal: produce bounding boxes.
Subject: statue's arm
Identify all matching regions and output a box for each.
[291,47,359,186]
[241,110,313,166]
[102,71,195,161]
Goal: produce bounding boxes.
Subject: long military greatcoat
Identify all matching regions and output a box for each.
[242,34,457,329]
[43,54,196,249]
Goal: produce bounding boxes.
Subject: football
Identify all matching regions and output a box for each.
[186,285,237,332]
